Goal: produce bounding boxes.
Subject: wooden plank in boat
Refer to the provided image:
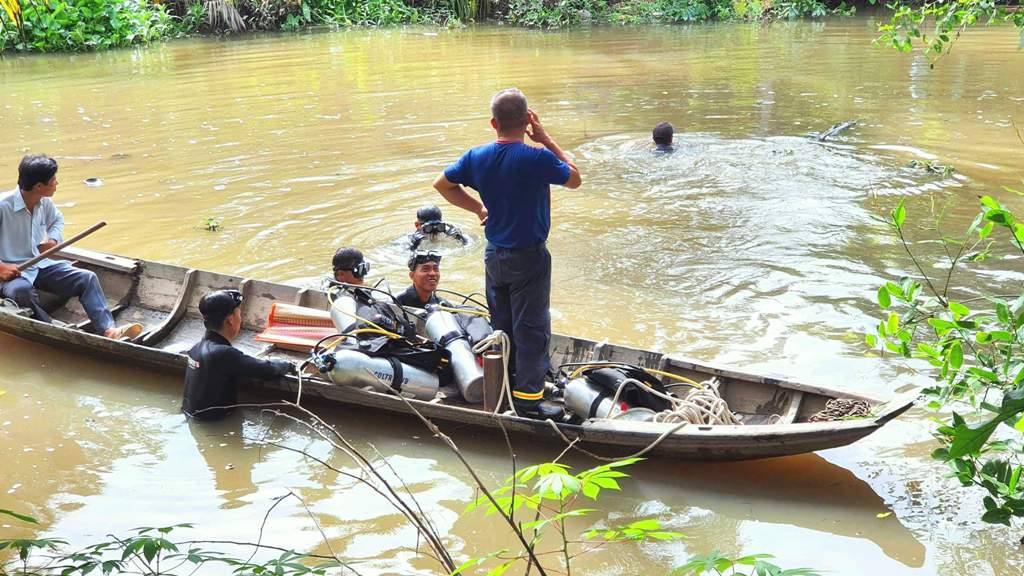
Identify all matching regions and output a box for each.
[56,246,138,274]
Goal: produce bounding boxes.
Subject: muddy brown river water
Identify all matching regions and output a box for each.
[1,15,1023,575]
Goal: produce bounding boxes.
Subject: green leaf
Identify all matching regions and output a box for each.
[865,333,878,347]
[887,311,899,335]
[947,387,1024,460]
[928,318,955,334]
[981,508,1012,525]
[1010,467,1022,494]
[980,195,1002,211]
[892,199,907,228]
[877,286,892,309]
[985,209,1013,226]
[948,301,969,317]
[949,341,963,370]
[143,539,158,563]
[996,302,1011,323]
[0,510,39,524]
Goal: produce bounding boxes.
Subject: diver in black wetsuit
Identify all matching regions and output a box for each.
[394,251,452,310]
[406,205,469,251]
[181,289,293,420]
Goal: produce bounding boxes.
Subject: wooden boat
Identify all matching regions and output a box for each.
[0,247,915,460]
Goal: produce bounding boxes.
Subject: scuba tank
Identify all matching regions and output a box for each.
[424,308,484,403]
[330,286,415,337]
[315,349,439,400]
[330,289,360,333]
[563,366,668,421]
[564,377,628,420]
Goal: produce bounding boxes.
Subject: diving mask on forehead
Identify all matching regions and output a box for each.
[408,250,442,271]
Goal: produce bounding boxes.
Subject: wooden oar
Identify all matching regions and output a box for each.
[16,221,106,272]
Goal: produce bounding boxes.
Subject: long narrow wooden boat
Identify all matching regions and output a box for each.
[0,247,915,460]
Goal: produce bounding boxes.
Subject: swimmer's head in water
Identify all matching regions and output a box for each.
[653,122,674,147]
[416,204,444,228]
[491,88,529,133]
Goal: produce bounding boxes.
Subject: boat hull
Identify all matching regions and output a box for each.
[0,250,915,461]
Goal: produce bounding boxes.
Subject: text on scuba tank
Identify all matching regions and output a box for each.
[372,371,409,386]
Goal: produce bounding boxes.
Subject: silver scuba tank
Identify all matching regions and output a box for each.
[564,377,623,419]
[424,309,484,403]
[330,289,360,333]
[564,377,653,422]
[324,349,439,400]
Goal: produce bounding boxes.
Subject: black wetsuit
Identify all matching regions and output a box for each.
[394,286,450,310]
[181,330,292,420]
[406,224,469,251]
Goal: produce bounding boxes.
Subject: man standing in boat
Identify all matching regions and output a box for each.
[0,154,141,340]
[432,88,582,420]
[182,289,294,420]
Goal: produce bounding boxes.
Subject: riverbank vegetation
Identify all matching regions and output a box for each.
[0,0,865,53]
[870,190,1024,533]
[2,0,1021,53]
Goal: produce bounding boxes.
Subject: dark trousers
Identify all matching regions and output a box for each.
[0,261,114,334]
[484,242,551,406]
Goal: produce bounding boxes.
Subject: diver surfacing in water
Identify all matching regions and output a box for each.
[406,204,469,251]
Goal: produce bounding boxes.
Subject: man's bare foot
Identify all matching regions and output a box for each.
[105,323,143,340]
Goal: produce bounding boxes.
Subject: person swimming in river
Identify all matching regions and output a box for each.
[652,121,674,154]
[405,204,469,251]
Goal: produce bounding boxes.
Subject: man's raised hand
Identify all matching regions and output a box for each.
[526,109,552,146]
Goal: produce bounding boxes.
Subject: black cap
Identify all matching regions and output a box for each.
[332,247,364,272]
[408,250,442,271]
[199,289,243,327]
[416,205,443,224]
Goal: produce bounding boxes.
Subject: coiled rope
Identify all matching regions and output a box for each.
[808,398,871,422]
[607,376,743,426]
[470,330,518,416]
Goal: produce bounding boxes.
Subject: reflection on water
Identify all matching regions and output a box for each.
[3,15,1024,575]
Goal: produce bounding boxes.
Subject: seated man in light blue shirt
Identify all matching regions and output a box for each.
[0,155,141,340]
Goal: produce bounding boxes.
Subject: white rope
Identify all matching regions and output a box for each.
[654,378,742,425]
[471,330,518,416]
[605,376,742,426]
[294,361,309,407]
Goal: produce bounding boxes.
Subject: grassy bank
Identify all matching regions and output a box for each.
[0,0,858,53]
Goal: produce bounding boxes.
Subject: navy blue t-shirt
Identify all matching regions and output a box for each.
[444,141,571,249]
